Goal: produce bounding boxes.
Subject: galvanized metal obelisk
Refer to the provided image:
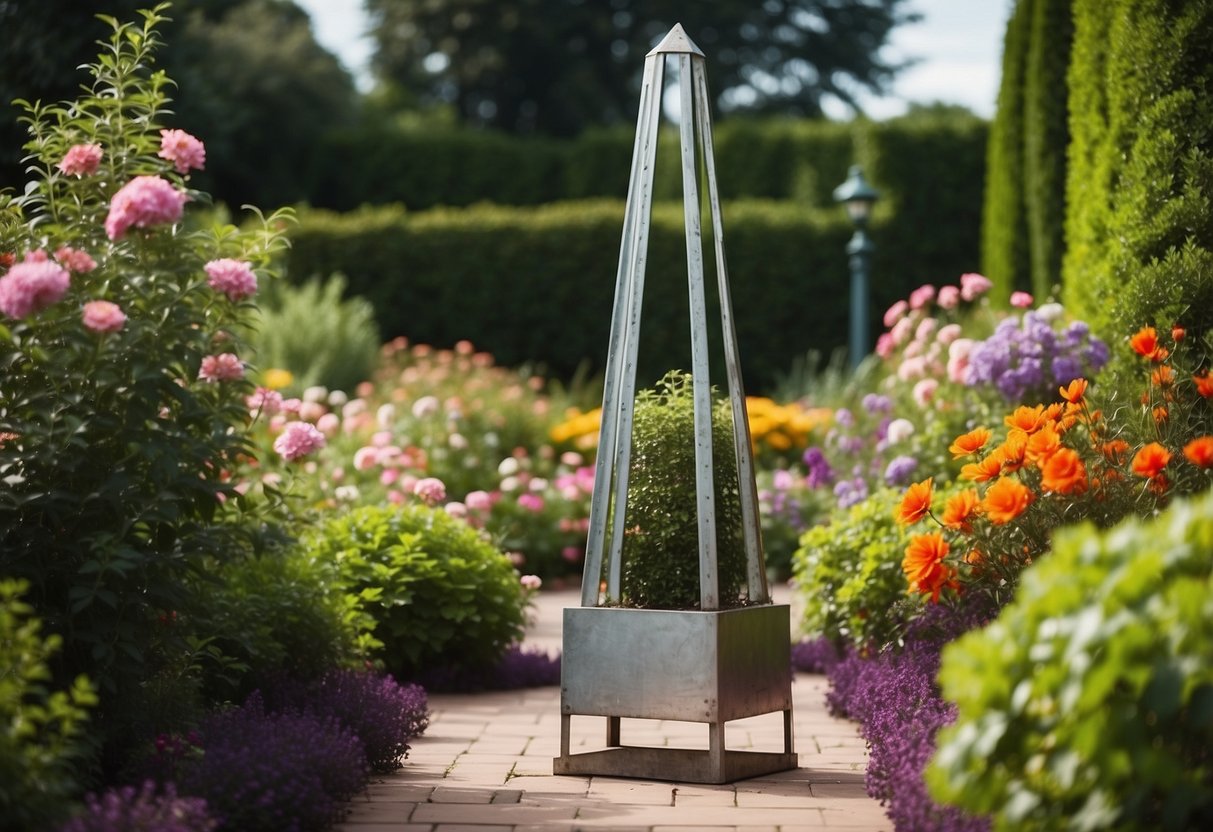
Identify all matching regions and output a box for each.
[554,24,797,785]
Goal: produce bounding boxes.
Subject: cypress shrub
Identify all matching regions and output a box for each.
[1023,0,1072,302]
[981,0,1034,305]
[1063,0,1213,342]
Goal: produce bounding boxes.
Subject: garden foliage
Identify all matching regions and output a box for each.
[929,490,1213,831]
[303,503,529,677]
[619,372,748,609]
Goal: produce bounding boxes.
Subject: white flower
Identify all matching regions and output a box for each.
[886,418,915,444]
[335,484,361,502]
[303,385,329,403]
[376,403,396,427]
[498,456,521,476]
[411,395,440,419]
[327,389,349,407]
[1036,302,1065,322]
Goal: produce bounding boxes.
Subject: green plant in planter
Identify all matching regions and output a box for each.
[620,371,748,609]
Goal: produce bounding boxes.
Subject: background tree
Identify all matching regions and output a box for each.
[365,0,921,136]
[0,0,356,209]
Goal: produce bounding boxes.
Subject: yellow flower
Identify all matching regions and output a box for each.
[262,368,294,390]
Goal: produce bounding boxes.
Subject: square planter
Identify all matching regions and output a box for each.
[553,603,797,784]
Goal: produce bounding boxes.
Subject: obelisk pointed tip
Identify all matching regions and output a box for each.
[647,23,705,57]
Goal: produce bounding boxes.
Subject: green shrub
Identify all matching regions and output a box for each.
[0,580,97,832]
[619,372,748,610]
[304,504,528,678]
[248,274,381,394]
[928,490,1213,831]
[792,488,914,649]
[201,547,377,695]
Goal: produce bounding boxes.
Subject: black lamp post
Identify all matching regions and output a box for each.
[833,165,879,370]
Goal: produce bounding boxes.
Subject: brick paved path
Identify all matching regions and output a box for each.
[338,589,892,832]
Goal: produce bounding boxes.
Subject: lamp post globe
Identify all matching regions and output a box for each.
[833,165,879,370]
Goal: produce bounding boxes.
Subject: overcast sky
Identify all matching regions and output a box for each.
[294,0,1012,120]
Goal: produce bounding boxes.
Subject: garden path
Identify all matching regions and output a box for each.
[338,587,891,832]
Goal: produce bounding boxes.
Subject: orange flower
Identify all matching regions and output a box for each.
[1195,371,1213,399]
[1040,447,1088,495]
[895,478,934,525]
[1183,436,1213,468]
[1172,325,1186,342]
[1059,378,1087,404]
[1131,442,1172,479]
[1005,404,1047,434]
[1151,365,1175,388]
[982,477,1035,525]
[963,548,983,566]
[949,427,992,459]
[941,489,982,532]
[902,532,956,602]
[994,431,1028,473]
[1102,438,1130,465]
[960,455,1002,483]
[1025,423,1062,467]
[1153,406,1169,425]
[1129,326,1168,361]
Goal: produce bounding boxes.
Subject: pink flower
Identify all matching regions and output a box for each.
[947,338,975,383]
[198,353,245,382]
[0,257,70,319]
[444,501,468,519]
[316,412,340,436]
[875,332,895,359]
[465,490,493,511]
[352,446,379,471]
[518,493,545,512]
[246,387,284,415]
[897,355,928,381]
[959,273,993,302]
[81,300,126,333]
[204,259,257,301]
[1010,291,1034,308]
[936,323,962,345]
[158,129,206,174]
[413,477,447,505]
[890,316,914,347]
[561,546,584,564]
[913,378,939,408]
[915,317,938,342]
[54,246,97,274]
[882,300,909,328]
[273,421,326,461]
[105,176,188,240]
[520,574,543,590]
[937,285,960,309]
[58,143,103,176]
[908,284,936,310]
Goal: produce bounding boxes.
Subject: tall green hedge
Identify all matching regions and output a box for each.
[286,200,864,391]
[1062,0,1213,340]
[981,0,1033,305]
[1023,0,1072,302]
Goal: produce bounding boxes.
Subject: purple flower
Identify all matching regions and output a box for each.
[862,393,893,414]
[802,447,835,489]
[58,782,216,832]
[833,476,868,509]
[834,407,855,428]
[884,455,919,486]
[964,310,1108,403]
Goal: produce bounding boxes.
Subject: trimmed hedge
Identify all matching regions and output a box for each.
[286,200,862,392]
[1062,0,1213,340]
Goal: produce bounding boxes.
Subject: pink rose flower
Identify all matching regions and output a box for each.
[897,355,928,381]
[54,246,97,274]
[465,490,493,511]
[273,420,326,461]
[204,258,257,301]
[58,143,103,176]
[158,129,206,174]
[105,176,188,240]
[915,317,938,342]
[316,412,340,436]
[947,338,975,383]
[81,300,126,333]
[908,284,936,310]
[937,285,960,309]
[0,257,70,319]
[520,574,543,590]
[875,332,895,358]
[890,316,914,347]
[246,387,284,415]
[959,272,993,302]
[936,323,963,345]
[413,477,447,505]
[518,493,545,513]
[1010,291,1034,308]
[198,353,245,382]
[882,299,909,328]
[913,378,939,408]
[352,446,379,471]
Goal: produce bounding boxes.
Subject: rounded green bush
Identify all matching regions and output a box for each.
[305,504,528,678]
[620,372,748,609]
[928,489,1213,831]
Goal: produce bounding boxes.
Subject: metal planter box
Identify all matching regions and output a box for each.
[554,603,797,784]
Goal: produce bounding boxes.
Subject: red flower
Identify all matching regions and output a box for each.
[1131,442,1171,479]
[1183,436,1213,468]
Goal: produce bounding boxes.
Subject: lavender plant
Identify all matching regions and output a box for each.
[57,781,216,832]
[180,693,367,832]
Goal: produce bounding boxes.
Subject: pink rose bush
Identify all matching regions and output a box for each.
[198,353,245,382]
[273,420,326,461]
[105,175,188,240]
